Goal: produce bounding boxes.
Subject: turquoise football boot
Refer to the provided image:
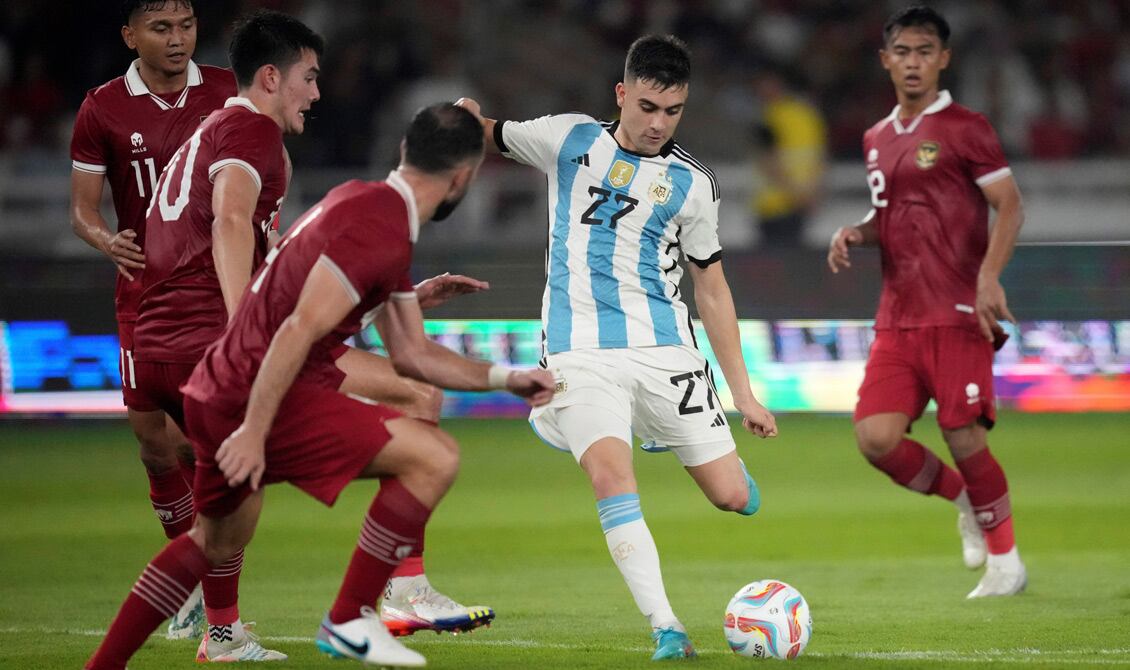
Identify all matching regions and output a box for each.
[651,627,696,661]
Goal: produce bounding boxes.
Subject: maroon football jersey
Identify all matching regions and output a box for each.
[862,90,1011,330]
[134,97,289,364]
[184,174,419,413]
[70,60,236,322]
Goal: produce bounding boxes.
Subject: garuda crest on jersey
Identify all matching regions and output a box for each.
[915,140,940,169]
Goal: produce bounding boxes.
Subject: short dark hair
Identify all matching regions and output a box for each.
[403,103,484,174]
[228,10,324,88]
[883,6,951,46]
[624,34,691,90]
[120,0,193,26]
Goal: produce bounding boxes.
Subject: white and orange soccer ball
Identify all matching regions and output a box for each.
[723,580,812,660]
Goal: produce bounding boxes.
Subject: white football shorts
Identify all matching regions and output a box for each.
[528,345,735,467]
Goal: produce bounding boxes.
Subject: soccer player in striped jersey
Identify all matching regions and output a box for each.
[458,34,778,660]
[828,6,1027,598]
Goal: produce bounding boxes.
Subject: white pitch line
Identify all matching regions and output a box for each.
[3,626,1128,665]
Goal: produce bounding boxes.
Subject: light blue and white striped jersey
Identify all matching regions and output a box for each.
[497,113,721,355]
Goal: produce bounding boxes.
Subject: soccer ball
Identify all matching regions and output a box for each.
[723,580,812,660]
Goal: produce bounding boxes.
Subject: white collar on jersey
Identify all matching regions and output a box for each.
[386,170,420,243]
[224,96,261,114]
[124,59,203,110]
[882,89,953,135]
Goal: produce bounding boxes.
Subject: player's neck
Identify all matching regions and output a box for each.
[896,88,940,121]
[135,59,189,95]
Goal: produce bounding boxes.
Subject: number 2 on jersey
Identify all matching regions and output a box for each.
[867,169,889,208]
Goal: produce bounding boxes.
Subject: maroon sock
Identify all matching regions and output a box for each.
[956,448,1015,554]
[328,478,431,624]
[86,534,210,670]
[870,438,965,501]
[178,458,196,493]
[147,467,194,539]
[390,531,425,579]
[202,548,243,626]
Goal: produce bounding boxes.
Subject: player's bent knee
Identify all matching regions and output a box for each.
[854,424,901,462]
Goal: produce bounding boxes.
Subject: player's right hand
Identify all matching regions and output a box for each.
[104,228,145,280]
[827,226,862,274]
[506,368,555,407]
[216,424,267,491]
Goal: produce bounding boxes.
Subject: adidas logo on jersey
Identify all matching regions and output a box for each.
[570,154,590,166]
[709,413,726,428]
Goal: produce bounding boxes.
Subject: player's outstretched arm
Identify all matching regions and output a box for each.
[975,175,1025,342]
[211,165,261,319]
[455,98,501,154]
[376,298,553,405]
[70,170,145,280]
[217,260,356,489]
[827,217,878,274]
[689,262,778,438]
[414,273,490,310]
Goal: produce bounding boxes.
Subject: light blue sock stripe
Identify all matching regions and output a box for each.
[738,459,761,516]
[597,493,642,532]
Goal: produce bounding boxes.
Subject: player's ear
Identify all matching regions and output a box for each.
[615,82,627,108]
[259,64,281,94]
[122,24,137,50]
[939,47,952,71]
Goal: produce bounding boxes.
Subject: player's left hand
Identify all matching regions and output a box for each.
[975,273,1016,343]
[415,273,489,310]
[505,368,555,407]
[736,398,778,438]
[216,425,267,490]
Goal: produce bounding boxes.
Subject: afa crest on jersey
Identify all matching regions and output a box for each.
[915,141,940,169]
[647,171,674,206]
[607,159,636,188]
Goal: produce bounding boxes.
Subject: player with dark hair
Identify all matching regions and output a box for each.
[828,5,1027,598]
[458,34,777,659]
[85,102,555,670]
[124,8,323,661]
[70,0,234,641]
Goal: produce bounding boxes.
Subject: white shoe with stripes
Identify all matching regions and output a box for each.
[195,620,287,662]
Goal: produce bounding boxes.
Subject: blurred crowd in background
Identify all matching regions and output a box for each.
[2,0,1128,171]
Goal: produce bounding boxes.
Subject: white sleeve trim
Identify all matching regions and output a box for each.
[390,291,418,301]
[208,158,262,190]
[975,166,1012,187]
[72,160,107,174]
[862,208,877,223]
[318,254,361,306]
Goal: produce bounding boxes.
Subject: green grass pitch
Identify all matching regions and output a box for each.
[1,411,1128,669]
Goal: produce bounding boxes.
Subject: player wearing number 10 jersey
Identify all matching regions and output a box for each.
[458,35,777,661]
[69,0,234,642]
[828,6,1027,600]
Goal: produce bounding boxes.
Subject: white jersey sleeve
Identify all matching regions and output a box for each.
[678,170,722,267]
[496,113,596,172]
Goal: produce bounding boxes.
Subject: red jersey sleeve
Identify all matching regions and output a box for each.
[318,209,413,307]
[959,114,1011,187]
[70,94,108,174]
[206,112,284,192]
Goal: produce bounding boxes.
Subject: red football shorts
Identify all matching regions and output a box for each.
[184,382,402,518]
[117,320,160,412]
[132,359,195,431]
[854,327,996,430]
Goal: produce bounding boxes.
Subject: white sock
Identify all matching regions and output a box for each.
[597,494,680,630]
[986,545,1022,569]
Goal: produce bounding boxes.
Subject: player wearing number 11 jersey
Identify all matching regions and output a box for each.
[458,34,778,661]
